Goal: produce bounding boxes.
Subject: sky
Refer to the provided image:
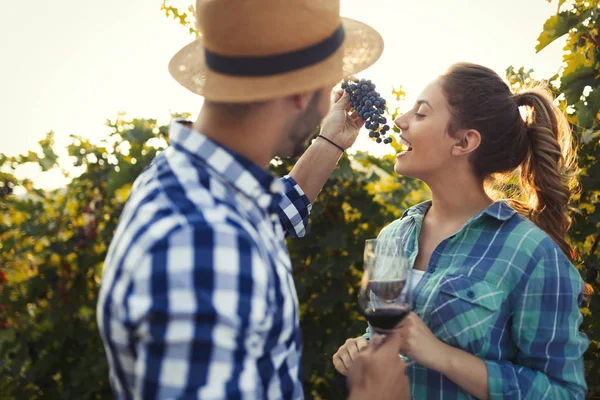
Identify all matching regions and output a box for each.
[0,0,566,189]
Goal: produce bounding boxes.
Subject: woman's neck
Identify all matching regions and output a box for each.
[425,169,494,225]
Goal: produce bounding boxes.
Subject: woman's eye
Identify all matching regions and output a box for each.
[415,113,425,119]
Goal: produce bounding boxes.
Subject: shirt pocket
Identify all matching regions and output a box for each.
[429,274,505,356]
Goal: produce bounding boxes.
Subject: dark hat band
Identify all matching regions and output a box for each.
[204,25,345,77]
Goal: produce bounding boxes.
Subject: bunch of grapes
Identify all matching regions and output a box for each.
[341,78,393,144]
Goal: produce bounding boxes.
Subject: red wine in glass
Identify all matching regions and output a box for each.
[359,239,413,364]
[362,305,411,331]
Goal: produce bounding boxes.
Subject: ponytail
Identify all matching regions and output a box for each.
[513,86,578,262]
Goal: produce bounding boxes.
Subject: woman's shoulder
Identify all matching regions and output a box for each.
[499,205,563,254]
[494,202,575,270]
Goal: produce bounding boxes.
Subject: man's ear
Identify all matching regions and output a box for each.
[451,128,481,156]
[286,91,314,111]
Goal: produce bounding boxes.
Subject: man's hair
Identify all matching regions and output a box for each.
[203,100,269,119]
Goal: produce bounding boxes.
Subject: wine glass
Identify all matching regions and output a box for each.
[359,238,413,364]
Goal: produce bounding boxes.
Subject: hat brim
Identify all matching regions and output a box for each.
[168,17,384,102]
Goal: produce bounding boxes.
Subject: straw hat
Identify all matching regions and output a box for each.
[168,0,384,102]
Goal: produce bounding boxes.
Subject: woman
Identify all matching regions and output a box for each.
[333,63,588,399]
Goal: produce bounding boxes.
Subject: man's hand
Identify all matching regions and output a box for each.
[333,336,369,376]
[347,333,410,400]
[319,89,365,151]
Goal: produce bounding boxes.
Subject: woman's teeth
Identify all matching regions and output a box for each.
[399,137,412,152]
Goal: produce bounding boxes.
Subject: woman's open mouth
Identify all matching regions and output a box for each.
[397,136,413,157]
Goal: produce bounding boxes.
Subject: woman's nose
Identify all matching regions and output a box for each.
[394,115,408,131]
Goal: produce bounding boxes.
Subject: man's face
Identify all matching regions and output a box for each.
[281,87,332,158]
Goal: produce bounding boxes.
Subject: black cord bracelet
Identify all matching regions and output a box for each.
[316,134,345,153]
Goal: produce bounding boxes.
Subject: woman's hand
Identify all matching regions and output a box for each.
[333,336,369,376]
[396,312,450,372]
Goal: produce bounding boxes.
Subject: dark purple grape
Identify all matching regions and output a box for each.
[376,138,382,143]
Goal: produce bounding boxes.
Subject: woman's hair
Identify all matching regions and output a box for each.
[440,62,578,261]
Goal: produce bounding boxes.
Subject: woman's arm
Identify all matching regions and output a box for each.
[482,247,588,399]
[396,313,490,399]
[398,246,589,400]
[434,342,490,400]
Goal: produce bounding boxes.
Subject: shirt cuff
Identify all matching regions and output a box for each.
[279,175,312,238]
[485,360,516,400]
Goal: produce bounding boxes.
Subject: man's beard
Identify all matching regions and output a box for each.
[287,92,323,158]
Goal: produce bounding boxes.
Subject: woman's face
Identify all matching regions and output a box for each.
[393,79,459,181]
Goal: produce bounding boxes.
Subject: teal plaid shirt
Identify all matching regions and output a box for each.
[374,200,588,399]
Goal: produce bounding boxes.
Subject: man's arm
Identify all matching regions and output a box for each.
[289,90,364,203]
[288,137,344,204]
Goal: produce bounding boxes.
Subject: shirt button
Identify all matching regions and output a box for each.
[427,267,436,273]
[467,290,475,299]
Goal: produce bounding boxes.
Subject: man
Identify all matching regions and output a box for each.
[97,0,409,398]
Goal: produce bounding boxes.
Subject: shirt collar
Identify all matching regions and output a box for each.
[168,120,284,209]
[401,199,517,222]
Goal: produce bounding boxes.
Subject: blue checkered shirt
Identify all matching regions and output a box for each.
[372,200,589,399]
[97,121,312,399]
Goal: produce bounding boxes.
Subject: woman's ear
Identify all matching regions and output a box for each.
[451,129,481,156]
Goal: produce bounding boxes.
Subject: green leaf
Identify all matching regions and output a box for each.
[581,129,600,145]
[38,157,56,171]
[536,10,590,53]
[560,65,596,105]
[576,91,600,128]
[123,127,153,144]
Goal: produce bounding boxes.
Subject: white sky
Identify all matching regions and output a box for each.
[0,0,566,188]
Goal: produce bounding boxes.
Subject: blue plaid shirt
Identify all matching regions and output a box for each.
[373,200,589,399]
[97,121,311,399]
